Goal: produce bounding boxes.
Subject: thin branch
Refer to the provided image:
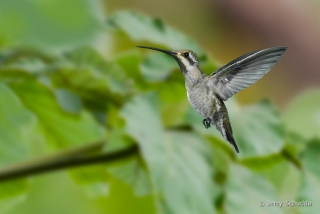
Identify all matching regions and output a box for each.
[0,142,139,182]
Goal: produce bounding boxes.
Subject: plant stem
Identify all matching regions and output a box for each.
[0,142,138,182]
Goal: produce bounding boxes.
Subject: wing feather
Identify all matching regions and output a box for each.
[207,46,287,101]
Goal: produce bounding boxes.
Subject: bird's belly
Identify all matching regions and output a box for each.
[187,89,215,118]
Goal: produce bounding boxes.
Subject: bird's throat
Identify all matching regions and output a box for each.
[184,66,204,85]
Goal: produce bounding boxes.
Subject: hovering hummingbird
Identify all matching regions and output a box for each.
[137,46,287,153]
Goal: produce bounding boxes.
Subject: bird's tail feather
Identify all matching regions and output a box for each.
[214,112,240,153]
[224,122,239,153]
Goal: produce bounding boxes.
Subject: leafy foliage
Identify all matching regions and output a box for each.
[0,0,104,50]
[108,11,203,54]
[121,93,216,213]
[284,90,320,140]
[225,164,284,214]
[0,6,318,214]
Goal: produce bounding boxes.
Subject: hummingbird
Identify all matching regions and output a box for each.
[137,46,287,153]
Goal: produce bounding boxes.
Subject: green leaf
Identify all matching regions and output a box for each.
[67,47,130,94]
[115,49,143,81]
[0,83,35,202]
[0,0,104,49]
[68,165,110,198]
[4,173,115,214]
[229,100,285,158]
[283,90,320,141]
[258,159,302,202]
[140,53,177,82]
[301,139,320,179]
[297,172,320,214]
[283,132,306,161]
[109,11,203,55]
[109,159,151,197]
[158,82,189,127]
[0,67,37,84]
[207,136,234,176]
[0,83,35,165]
[225,164,284,214]
[106,124,151,197]
[9,81,105,149]
[122,93,215,214]
[0,48,57,72]
[69,166,109,185]
[240,154,284,170]
[62,47,132,96]
[294,140,320,214]
[53,88,83,114]
[0,180,29,199]
[121,93,216,214]
[0,194,25,213]
[105,176,156,214]
[161,132,217,214]
[0,48,58,84]
[69,125,136,198]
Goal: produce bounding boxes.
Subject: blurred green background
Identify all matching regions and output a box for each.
[0,0,319,214]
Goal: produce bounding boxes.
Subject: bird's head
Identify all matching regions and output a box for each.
[137,46,199,73]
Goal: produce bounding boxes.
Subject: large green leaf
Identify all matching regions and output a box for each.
[106,121,151,197]
[3,173,154,214]
[301,139,320,180]
[297,172,320,214]
[283,90,320,141]
[53,88,83,114]
[0,83,36,208]
[186,99,285,158]
[121,92,216,214]
[114,49,157,94]
[108,11,203,55]
[5,80,109,198]
[0,0,104,49]
[227,100,285,158]
[225,164,284,214]
[9,81,105,149]
[0,48,58,84]
[283,132,306,162]
[69,120,138,198]
[158,82,189,127]
[140,53,178,82]
[115,49,144,81]
[108,11,221,82]
[0,48,57,68]
[104,176,156,214]
[162,131,219,214]
[258,159,302,203]
[69,165,110,198]
[0,83,35,165]
[292,140,319,213]
[62,47,133,96]
[0,194,25,214]
[109,159,151,197]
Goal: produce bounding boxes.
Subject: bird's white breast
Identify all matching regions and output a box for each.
[186,85,216,118]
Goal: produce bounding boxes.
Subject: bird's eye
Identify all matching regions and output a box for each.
[184,52,189,57]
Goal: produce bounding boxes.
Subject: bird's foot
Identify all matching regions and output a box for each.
[202,118,211,129]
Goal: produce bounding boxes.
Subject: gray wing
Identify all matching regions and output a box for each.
[207,46,287,101]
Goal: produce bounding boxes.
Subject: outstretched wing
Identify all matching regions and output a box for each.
[207,47,287,101]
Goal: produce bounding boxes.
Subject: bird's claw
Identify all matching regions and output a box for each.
[202,118,211,129]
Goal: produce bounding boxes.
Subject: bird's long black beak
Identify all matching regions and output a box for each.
[136,46,177,57]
